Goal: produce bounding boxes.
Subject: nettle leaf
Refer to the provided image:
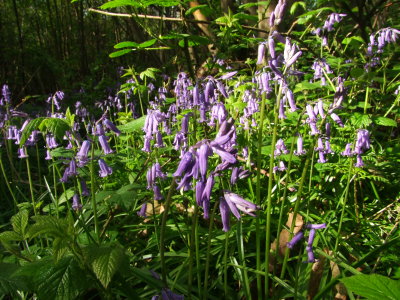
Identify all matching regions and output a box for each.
[117,115,146,133]
[85,243,128,288]
[374,117,397,127]
[350,112,372,127]
[0,231,23,242]
[11,210,29,238]
[28,216,73,240]
[38,118,71,141]
[17,256,88,300]
[19,117,45,146]
[0,263,28,295]
[340,274,400,300]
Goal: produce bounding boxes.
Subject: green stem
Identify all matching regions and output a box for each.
[264,83,284,296]
[0,152,18,208]
[334,159,354,252]
[160,178,177,286]
[224,231,229,297]
[90,143,99,236]
[188,204,199,299]
[26,157,37,215]
[255,92,266,298]
[203,198,219,300]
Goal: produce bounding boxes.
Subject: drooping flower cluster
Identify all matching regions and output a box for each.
[287,223,326,263]
[313,13,347,46]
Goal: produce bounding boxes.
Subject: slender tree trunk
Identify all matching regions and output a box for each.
[11,0,26,86]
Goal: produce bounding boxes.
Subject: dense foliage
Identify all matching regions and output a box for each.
[1,0,400,299]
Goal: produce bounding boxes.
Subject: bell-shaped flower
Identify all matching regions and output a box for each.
[98,159,112,177]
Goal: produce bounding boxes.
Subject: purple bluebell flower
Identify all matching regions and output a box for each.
[278,96,287,119]
[98,159,113,177]
[67,160,78,177]
[72,194,82,211]
[305,223,326,230]
[315,138,324,151]
[341,143,353,157]
[99,135,113,155]
[216,81,228,98]
[354,154,365,167]
[317,150,327,163]
[103,119,121,136]
[45,150,52,160]
[274,139,289,156]
[154,131,164,148]
[287,231,304,249]
[201,175,215,219]
[137,203,147,218]
[273,161,287,173]
[219,196,231,232]
[324,140,334,154]
[153,185,163,200]
[17,147,29,159]
[257,42,267,65]
[354,129,370,154]
[60,167,70,183]
[330,113,343,127]
[309,122,320,136]
[1,84,11,105]
[76,140,91,166]
[325,123,331,138]
[81,179,90,196]
[46,134,58,149]
[220,71,238,80]
[323,13,347,32]
[173,151,195,177]
[294,135,306,156]
[223,190,259,220]
[195,180,205,206]
[198,143,211,180]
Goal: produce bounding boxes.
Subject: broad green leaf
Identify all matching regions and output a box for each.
[38,118,71,141]
[65,107,75,128]
[178,35,210,47]
[350,68,364,78]
[86,244,127,288]
[58,188,75,205]
[138,39,157,48]
[185,4,208,16]
[342,36,364,45]
[28,216,72,240]
[374,117,397,127]
[0,231,22,242]
[238,1,270,9]
[19,117,45,146]
[0,263,28,295]
[117,116,146,133]
[340,274,400,300]
[50,148,74,158]
[290,1,306,14]
[109,49,132,58]
[11,210,29,238]
[350,113,372,127]
[293,81,322,93]
[114,41,139,49]
[100,0,142,9]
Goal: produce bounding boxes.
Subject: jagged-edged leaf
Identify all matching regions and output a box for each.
[109,49,133,58]
[11,210,29,238]
[38,118,71,141]
[27,216,72,240]
[0,231,23,242]
[19,117,45,146]
[85,244,128,288]
[350,112,372,127]
[16,256,88,300]
[0,263,29,295]
[114,41,139,49]
[117,116,146,133]
[340,274,400,300]
[65,107,75,128]
[374,117,397,127]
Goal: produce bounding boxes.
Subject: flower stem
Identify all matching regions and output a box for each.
[160,178,177,286]
[90,143,99,236]
[25,157,37,215]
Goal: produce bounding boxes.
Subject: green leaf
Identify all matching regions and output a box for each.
[65,107,75,128]
[178,35,210,47]
[0,263,28,295]
[109,49,132,58]
[350,68,364,78]
[114,41,139,49]
[85,244,128,288]
[185,4,208,16]
[19,117,45,146]
[117,116,146,133]
[293,81,322,93]
[28,216,72,240]
[350,112,372,127]
[39,118,71,141]
[340,274,400,300]
[238,1,270,9]
[17,257,88,300]
[100,0,142,9]
[342,36,364,45]
[374,117,397,127]
[290,1,306,14]
[0,231,23,242]
[138,39,157,48]
[141,0,180,7]
[11,210,29,238]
